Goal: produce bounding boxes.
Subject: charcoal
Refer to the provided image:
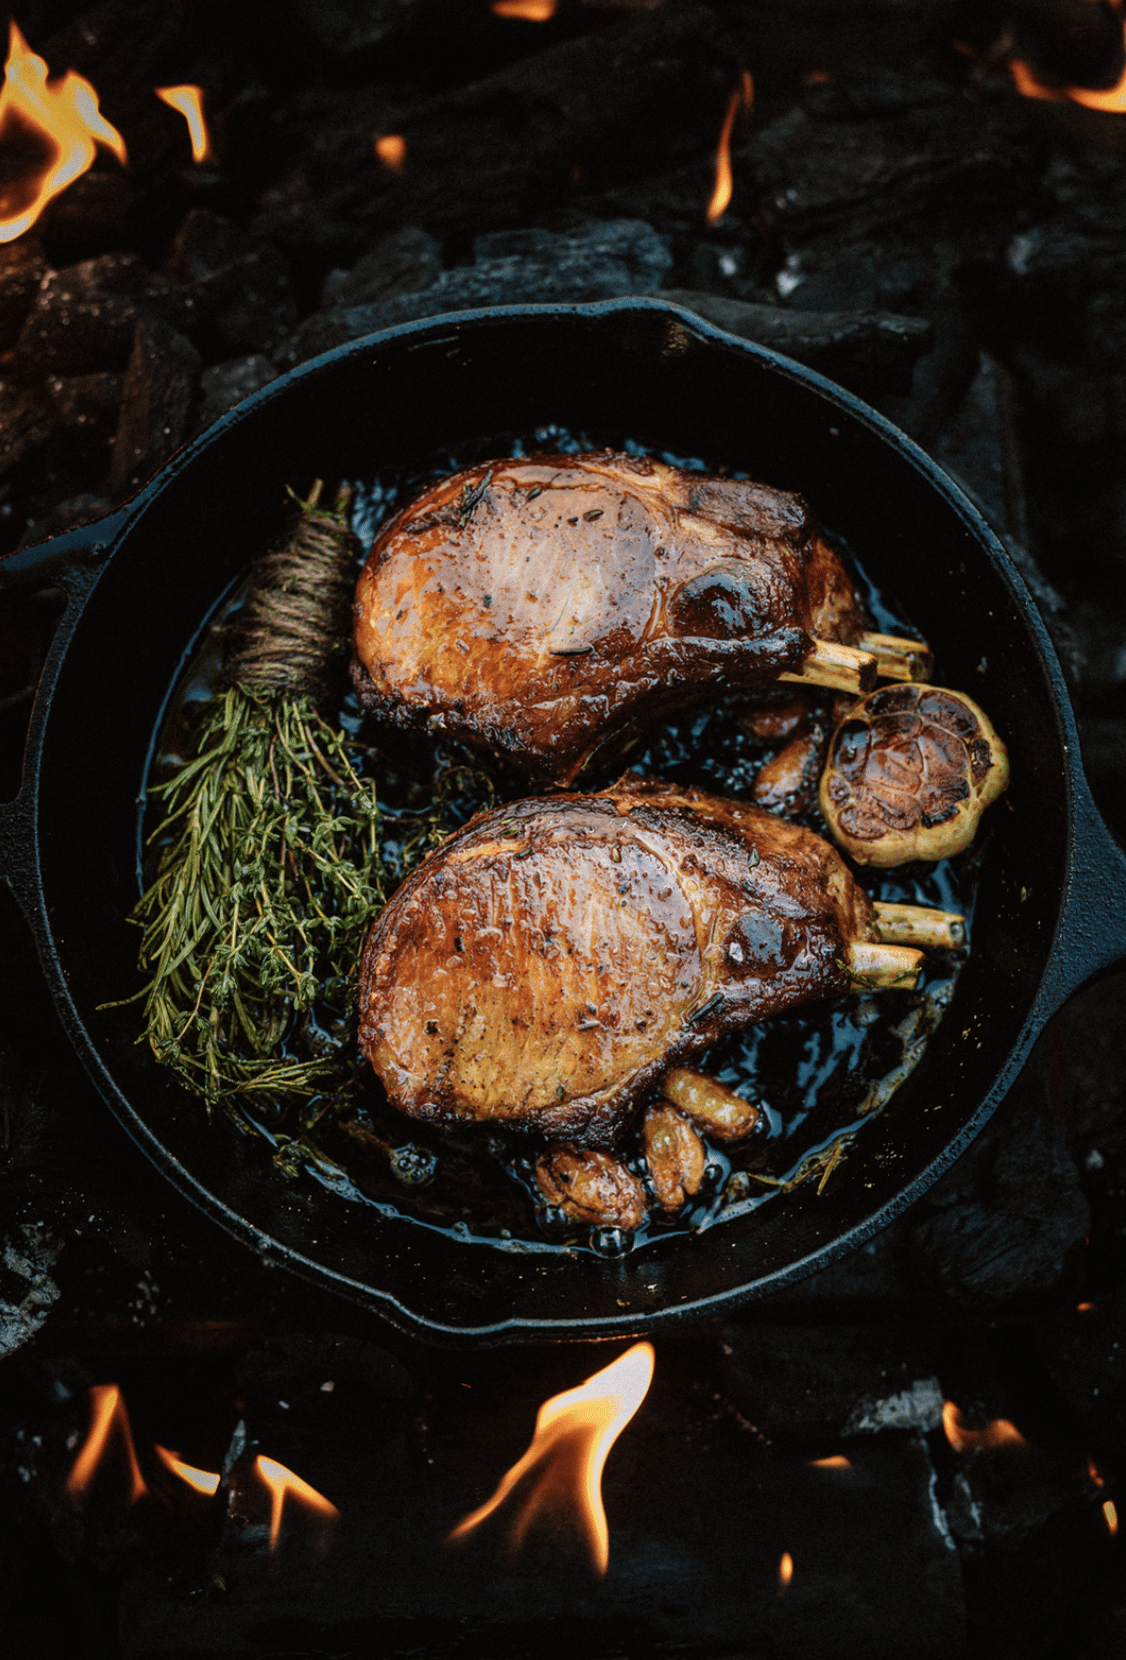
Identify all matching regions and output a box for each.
[906,1068,1090,1308]
[165,210,256,284]
[253,3,742,260]
[744,82,1027,246]
[587,150,753,247]
[14,254,156,378]
[38,371,125,481]
[191,247,299,358]
[1007,339,1114,454]
[233,1331,414,1403]
[195,355,278,432]
[16,494,113,552]
[931,351,1018,540]
[45,371,125,434]
[926,351,1085,689]
[108,318,201,500]
[0,1225,61,1361]
[0,241,48,350]
[720,1322,941,1441]
[321,226,442,311]
[941,1443,1115,1660]
[0,382,57,482]
[769,231,960,320]
[282,0,431,63]
[1041,968,1126,1277]
[278,218,671,367]
[658,286,932,396]
[1031,1284,1126,1421]
[164,210,299,358]
[39,169,134,267]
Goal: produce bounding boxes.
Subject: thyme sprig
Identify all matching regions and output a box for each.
[115,686,385,1107]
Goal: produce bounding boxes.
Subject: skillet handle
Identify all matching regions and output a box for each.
[0,505,129,593]
[0,507,131,911]
[1036,767,1126,1018]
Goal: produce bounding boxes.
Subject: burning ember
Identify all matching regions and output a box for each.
[66,1385,147,1502]
[706,72,753,225]
[155,1446,221,1496]
[1105,1500,1119,1536]
[0,20,126,243]
[254,1454,339,1550]
[491,0,557,19]
[65,1382,337,1556]
[449,1341,655,1575]
[808,1455,850,1470]
[778,1551,794,1591]
[1007,17,1126,111]
[374,134,407,172]
[155,85,212,164]
[942,1401,1028,1454]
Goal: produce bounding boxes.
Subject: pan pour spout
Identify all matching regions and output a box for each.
[350,453,912,786]
[357,780,945,1200]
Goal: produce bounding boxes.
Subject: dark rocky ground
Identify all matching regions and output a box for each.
[1,2,1125,1655]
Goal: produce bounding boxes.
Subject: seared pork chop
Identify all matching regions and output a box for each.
[357,777,882,1148]
[352,453,869,785]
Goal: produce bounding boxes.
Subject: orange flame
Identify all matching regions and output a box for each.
[491,0,557,19]
[779,1551,794,1591]
[808,1455,850,1469]
[155,85,212,163]
[374,133,406,172]
[942,1401,1027,1454]
[1009,21,1126,112]
[154,1445,221,1496]
[0,21,127,244]
[706,72,753,225]
[449,1341,655,1576]
[66,1385,147,1502]
[254,1454,338,1550]
[1105,1499,1119,1536]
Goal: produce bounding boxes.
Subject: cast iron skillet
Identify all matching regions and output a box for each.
[2,299,1125,1345]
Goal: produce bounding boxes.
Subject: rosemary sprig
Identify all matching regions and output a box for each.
[110,687,385,1107]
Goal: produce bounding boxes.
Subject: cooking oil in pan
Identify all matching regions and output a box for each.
[144,428,978,1258]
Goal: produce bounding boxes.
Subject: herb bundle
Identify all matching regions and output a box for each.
[121,485,386,1111]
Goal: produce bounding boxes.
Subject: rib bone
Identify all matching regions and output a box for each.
[872,901,965,949]
[858,630,934,682]
[779,638,878,695]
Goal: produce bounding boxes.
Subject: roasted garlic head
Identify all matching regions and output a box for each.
[819,684,1009,866]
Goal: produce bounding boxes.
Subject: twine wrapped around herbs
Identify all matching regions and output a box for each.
[112,482,387,1111]
[222,481,356,704]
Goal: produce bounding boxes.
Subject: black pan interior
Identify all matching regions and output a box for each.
[31,301,1073,1341]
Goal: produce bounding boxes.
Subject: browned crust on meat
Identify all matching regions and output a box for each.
[358,778,877,1148]
[351,454,866,785]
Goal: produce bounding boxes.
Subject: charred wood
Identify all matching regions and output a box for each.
[108,318,201,500]
[278,219,671,367]
[658,287,932,396]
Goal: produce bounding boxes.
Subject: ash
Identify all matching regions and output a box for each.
[1,3,1125,1656]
